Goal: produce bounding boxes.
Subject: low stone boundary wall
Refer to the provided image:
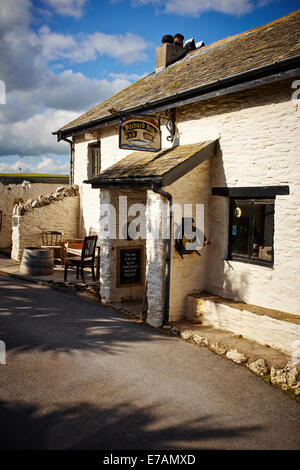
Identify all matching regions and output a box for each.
[187,292,300,356]
[175,326,300,398]
[0,181,63,249]
[11,186,80,262]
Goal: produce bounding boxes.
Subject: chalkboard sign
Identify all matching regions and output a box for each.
[117,246,144,287]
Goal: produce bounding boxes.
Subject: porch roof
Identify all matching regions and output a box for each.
[86,140,217,189]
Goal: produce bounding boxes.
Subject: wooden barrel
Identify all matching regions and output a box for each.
[20,247,54,276]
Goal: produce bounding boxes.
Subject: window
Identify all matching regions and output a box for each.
[229,198,274,266]
[89,141,101,177]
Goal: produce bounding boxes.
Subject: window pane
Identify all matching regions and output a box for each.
[91,144,101,176]
[231,201,250,256]
[252,202,274,261]
[91,149,95,176]
[95,147,101,175]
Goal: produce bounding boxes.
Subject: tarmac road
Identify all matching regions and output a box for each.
[0,275,299,450]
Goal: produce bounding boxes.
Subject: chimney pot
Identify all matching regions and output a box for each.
[155,43,186,71]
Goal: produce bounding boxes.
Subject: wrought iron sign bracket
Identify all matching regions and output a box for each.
[154,109,176,142]
[165,109,176,142]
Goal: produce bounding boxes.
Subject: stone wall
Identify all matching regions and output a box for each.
[72,123,174,238]
[146,190,166,327]
[73,139,101,238]
[73,126,133,238]
[99,188,147,303]
[0,181,62,249]
[187,293,300,356]
[99,189,111,302]
[176,78,300,316]
[72,77,300,320]
[164,159,211,321]
[11,187,80,262]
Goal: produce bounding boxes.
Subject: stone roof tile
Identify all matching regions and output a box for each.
[87,141,217,187]
[58,11,300,134]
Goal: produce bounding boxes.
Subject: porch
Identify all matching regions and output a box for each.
[87,141,217,327]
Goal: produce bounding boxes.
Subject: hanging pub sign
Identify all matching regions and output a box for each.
[119,115,161,152]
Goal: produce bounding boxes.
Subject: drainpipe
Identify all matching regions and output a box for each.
[60,135,74,185]
[151,185,172,324]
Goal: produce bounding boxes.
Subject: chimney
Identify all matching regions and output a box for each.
[155,43,186,71]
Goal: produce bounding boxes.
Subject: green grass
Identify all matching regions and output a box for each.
[261,375,299,401]
[0,173,68,177]
[262,375,271,384]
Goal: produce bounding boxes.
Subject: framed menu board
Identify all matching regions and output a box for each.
[117,246,144,287]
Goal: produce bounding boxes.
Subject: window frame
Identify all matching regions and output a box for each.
[228,197,275,267]
[88,141,101,178]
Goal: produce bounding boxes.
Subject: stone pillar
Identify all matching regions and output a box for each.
[11,216,21,261]
[146,190,166,327]
[99,189,113,302]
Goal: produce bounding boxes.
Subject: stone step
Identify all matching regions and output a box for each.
[186,292,300,356]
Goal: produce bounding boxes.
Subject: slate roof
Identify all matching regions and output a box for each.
[57,10,300,135]
[87,141,217,188]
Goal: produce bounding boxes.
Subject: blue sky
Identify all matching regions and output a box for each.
[0,0,299,174]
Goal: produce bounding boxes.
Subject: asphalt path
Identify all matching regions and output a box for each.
[0,275,299,450]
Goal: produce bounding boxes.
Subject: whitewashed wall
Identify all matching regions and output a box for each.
[146,190,166,327]
[99,188,147,303]
[73,77,300,319]
[177,78,300,316]
[73,123,173,238]
[11,196,80,262]
[73,139,101,237]
[0,182,62,249]
[164,160,211,321]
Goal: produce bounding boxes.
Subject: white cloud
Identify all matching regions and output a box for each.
[108,72,147,81]
[0,70,135,157]
[0,74,134,157]
[36,156,69,173]
[131,0,274,16]
[0,156,69,174]
[0,0,150,159]
[0,109,76,156]
[256,0,274,6]
[36,70,133,111]
[166,0,253,16]
[0,80,5,104]
[1,71,132,121]
[38,26,149,64]
[0,0,32,33]
[0,2,149,92]
[41,0,88,19]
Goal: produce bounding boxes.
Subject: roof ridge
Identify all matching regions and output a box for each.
[198,9,300,52]
[157,9,300,73]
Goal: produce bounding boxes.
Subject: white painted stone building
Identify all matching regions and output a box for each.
[54,11,300,353]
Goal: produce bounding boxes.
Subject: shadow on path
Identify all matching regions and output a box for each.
[0,277,166,356]
[0,399,261,450]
